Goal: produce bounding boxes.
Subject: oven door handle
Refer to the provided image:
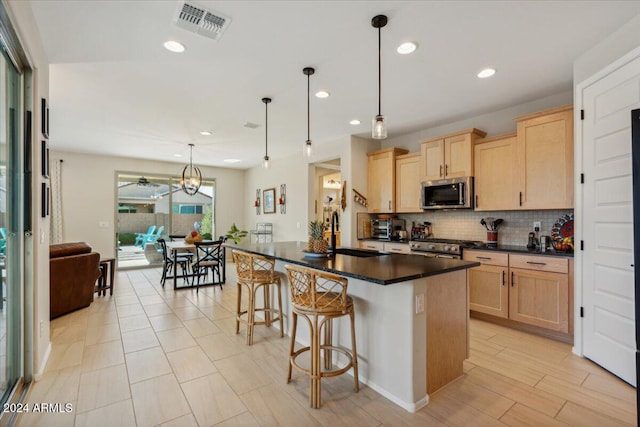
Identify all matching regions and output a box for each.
[434,254,457,259]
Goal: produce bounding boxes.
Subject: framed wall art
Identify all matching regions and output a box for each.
[41,182,49,218]
[41,140,49,178]
[41,97,49,139]
[263,188,276,214]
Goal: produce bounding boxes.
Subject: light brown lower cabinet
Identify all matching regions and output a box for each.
[464,250,570,334]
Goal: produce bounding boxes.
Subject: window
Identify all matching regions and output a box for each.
[173,204,203,214]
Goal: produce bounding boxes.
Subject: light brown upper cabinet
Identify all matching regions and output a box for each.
[515,105,574,209]
[395,152,422,213]
[421,128,487,181]
[367,147,408,213]
[474,133,519,211]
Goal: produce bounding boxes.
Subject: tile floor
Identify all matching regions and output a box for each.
[17,264,637,426]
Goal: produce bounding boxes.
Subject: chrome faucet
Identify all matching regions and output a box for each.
[331,211,339,256]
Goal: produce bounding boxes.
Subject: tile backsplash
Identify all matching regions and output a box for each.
[399,210,573,246]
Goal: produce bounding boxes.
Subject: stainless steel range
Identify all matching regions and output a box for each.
[409,238,474,259]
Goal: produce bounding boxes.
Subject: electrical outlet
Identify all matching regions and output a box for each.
[415,293,425,314]
[533,221,541,232]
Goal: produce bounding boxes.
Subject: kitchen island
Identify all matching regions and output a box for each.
[229,241,479,412]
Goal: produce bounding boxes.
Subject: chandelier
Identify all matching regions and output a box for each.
[180,143,202,195]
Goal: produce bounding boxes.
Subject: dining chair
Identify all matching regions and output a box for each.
[156,238,191,286]
[192,240,224,292]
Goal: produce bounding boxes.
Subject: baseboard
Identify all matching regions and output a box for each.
[34,341,52,381]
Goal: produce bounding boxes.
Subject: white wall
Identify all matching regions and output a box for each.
[381,91,573,153]
[574,14,640,84]
[5,0,51,380]
[50,150,244,258]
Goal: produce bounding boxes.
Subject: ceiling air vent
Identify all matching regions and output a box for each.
[174,2,231,41]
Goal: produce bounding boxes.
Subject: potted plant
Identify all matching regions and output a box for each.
[225,223,248,244]
[307,220,328,253]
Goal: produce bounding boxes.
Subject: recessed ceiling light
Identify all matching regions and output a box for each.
[349,119,361,125]
[315,90,330,99]
[477,68,496,78]
[174,154,183,157]
[223,159,241,163]
[163,40,185,53]
[199,131,212,136]
[397,42,417,55]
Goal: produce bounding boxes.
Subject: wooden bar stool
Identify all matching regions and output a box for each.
[232,250,284,345]
[284,264,359,408]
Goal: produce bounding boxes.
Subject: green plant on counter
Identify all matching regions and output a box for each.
[225,223,248,244]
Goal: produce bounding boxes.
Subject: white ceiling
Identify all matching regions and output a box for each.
[29,1,640,169]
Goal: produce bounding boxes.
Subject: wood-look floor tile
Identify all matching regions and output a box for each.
[26,365,81,405]
[499,402,568,426]
[166,346,217,383]
[215,353,273,395]
[465,367,565,417]
[196,332,245,361]
[495,348,588,386]
[181,316,221,338]
[535,375,636,425]
[180,373,247,426]
[240,383,323,426]
[117,302,146,318]
[468,348,544,386]
[84,321,121,346]
[172,305,205,321]
[156,327,198,353]
[148,313,183,332]
[469,336,505,356]
[75,398,136,427]
[130,373,191,426]
[118,313,151,332]
[212,411,260,427]
[159,413,199,427]
[423,391,508,426]
[125,346,172,384]
[361,395,446,427]
[51,321,88,344]
[438,376,515,419]
[121,327,159,353]
[17,400,76,427]
[80,340,124,373]
[581,372,636,404]
[487,332,570,363]
[76,363,131,413]
[142,302,173,317]
[555,401,635,427]
[45,340,85,372]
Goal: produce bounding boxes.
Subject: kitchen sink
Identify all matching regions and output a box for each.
[333,248,386,258]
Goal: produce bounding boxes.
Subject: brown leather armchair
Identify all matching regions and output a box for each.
[49,242,101,319]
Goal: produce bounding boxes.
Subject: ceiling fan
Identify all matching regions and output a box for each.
[137,176,159,187]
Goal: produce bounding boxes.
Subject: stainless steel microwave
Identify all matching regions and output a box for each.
[420,176,473,210]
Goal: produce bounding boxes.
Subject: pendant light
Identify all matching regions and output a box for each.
[262,97,271,168]
[180,143,202,195]
[371,14,388,140]
[303,67,315,157]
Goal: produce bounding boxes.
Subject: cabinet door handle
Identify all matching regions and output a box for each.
[519,192,523,206]
[439,165,443,177]
[475,195,478,208]
[388,200,391,210]
[526,261,547,266]
[501,270,505,286]
[511,271,514,287]
[477,256,492,260]
[445,164,449,176]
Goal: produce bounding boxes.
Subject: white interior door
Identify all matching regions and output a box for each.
[581,54,640,385]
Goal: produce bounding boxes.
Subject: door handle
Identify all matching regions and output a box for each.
[388,200,391,210]
[475,195,478,208]
[501,270,505,286]
[511,271,514,287]
[439,165,443,177]
[445,164,449,176]
[519,192,523,206]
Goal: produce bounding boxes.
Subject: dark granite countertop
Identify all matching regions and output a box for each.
[464,244,574,258]
[228,241,479,285]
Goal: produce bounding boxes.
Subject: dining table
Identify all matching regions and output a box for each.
[164,240,226,290]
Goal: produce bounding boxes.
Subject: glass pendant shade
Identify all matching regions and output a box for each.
[181,144,202,195]
[305,140,312,157]
[263,155,270,169]
[372,115,387,139]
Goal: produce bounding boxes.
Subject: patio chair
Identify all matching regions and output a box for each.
[140,225,164,248]
[0,228,6,257]
[134,225,156,247]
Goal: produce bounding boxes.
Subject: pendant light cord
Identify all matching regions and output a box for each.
[307,73,310,141]
[378,26,381,116]
[265,101,268,157]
